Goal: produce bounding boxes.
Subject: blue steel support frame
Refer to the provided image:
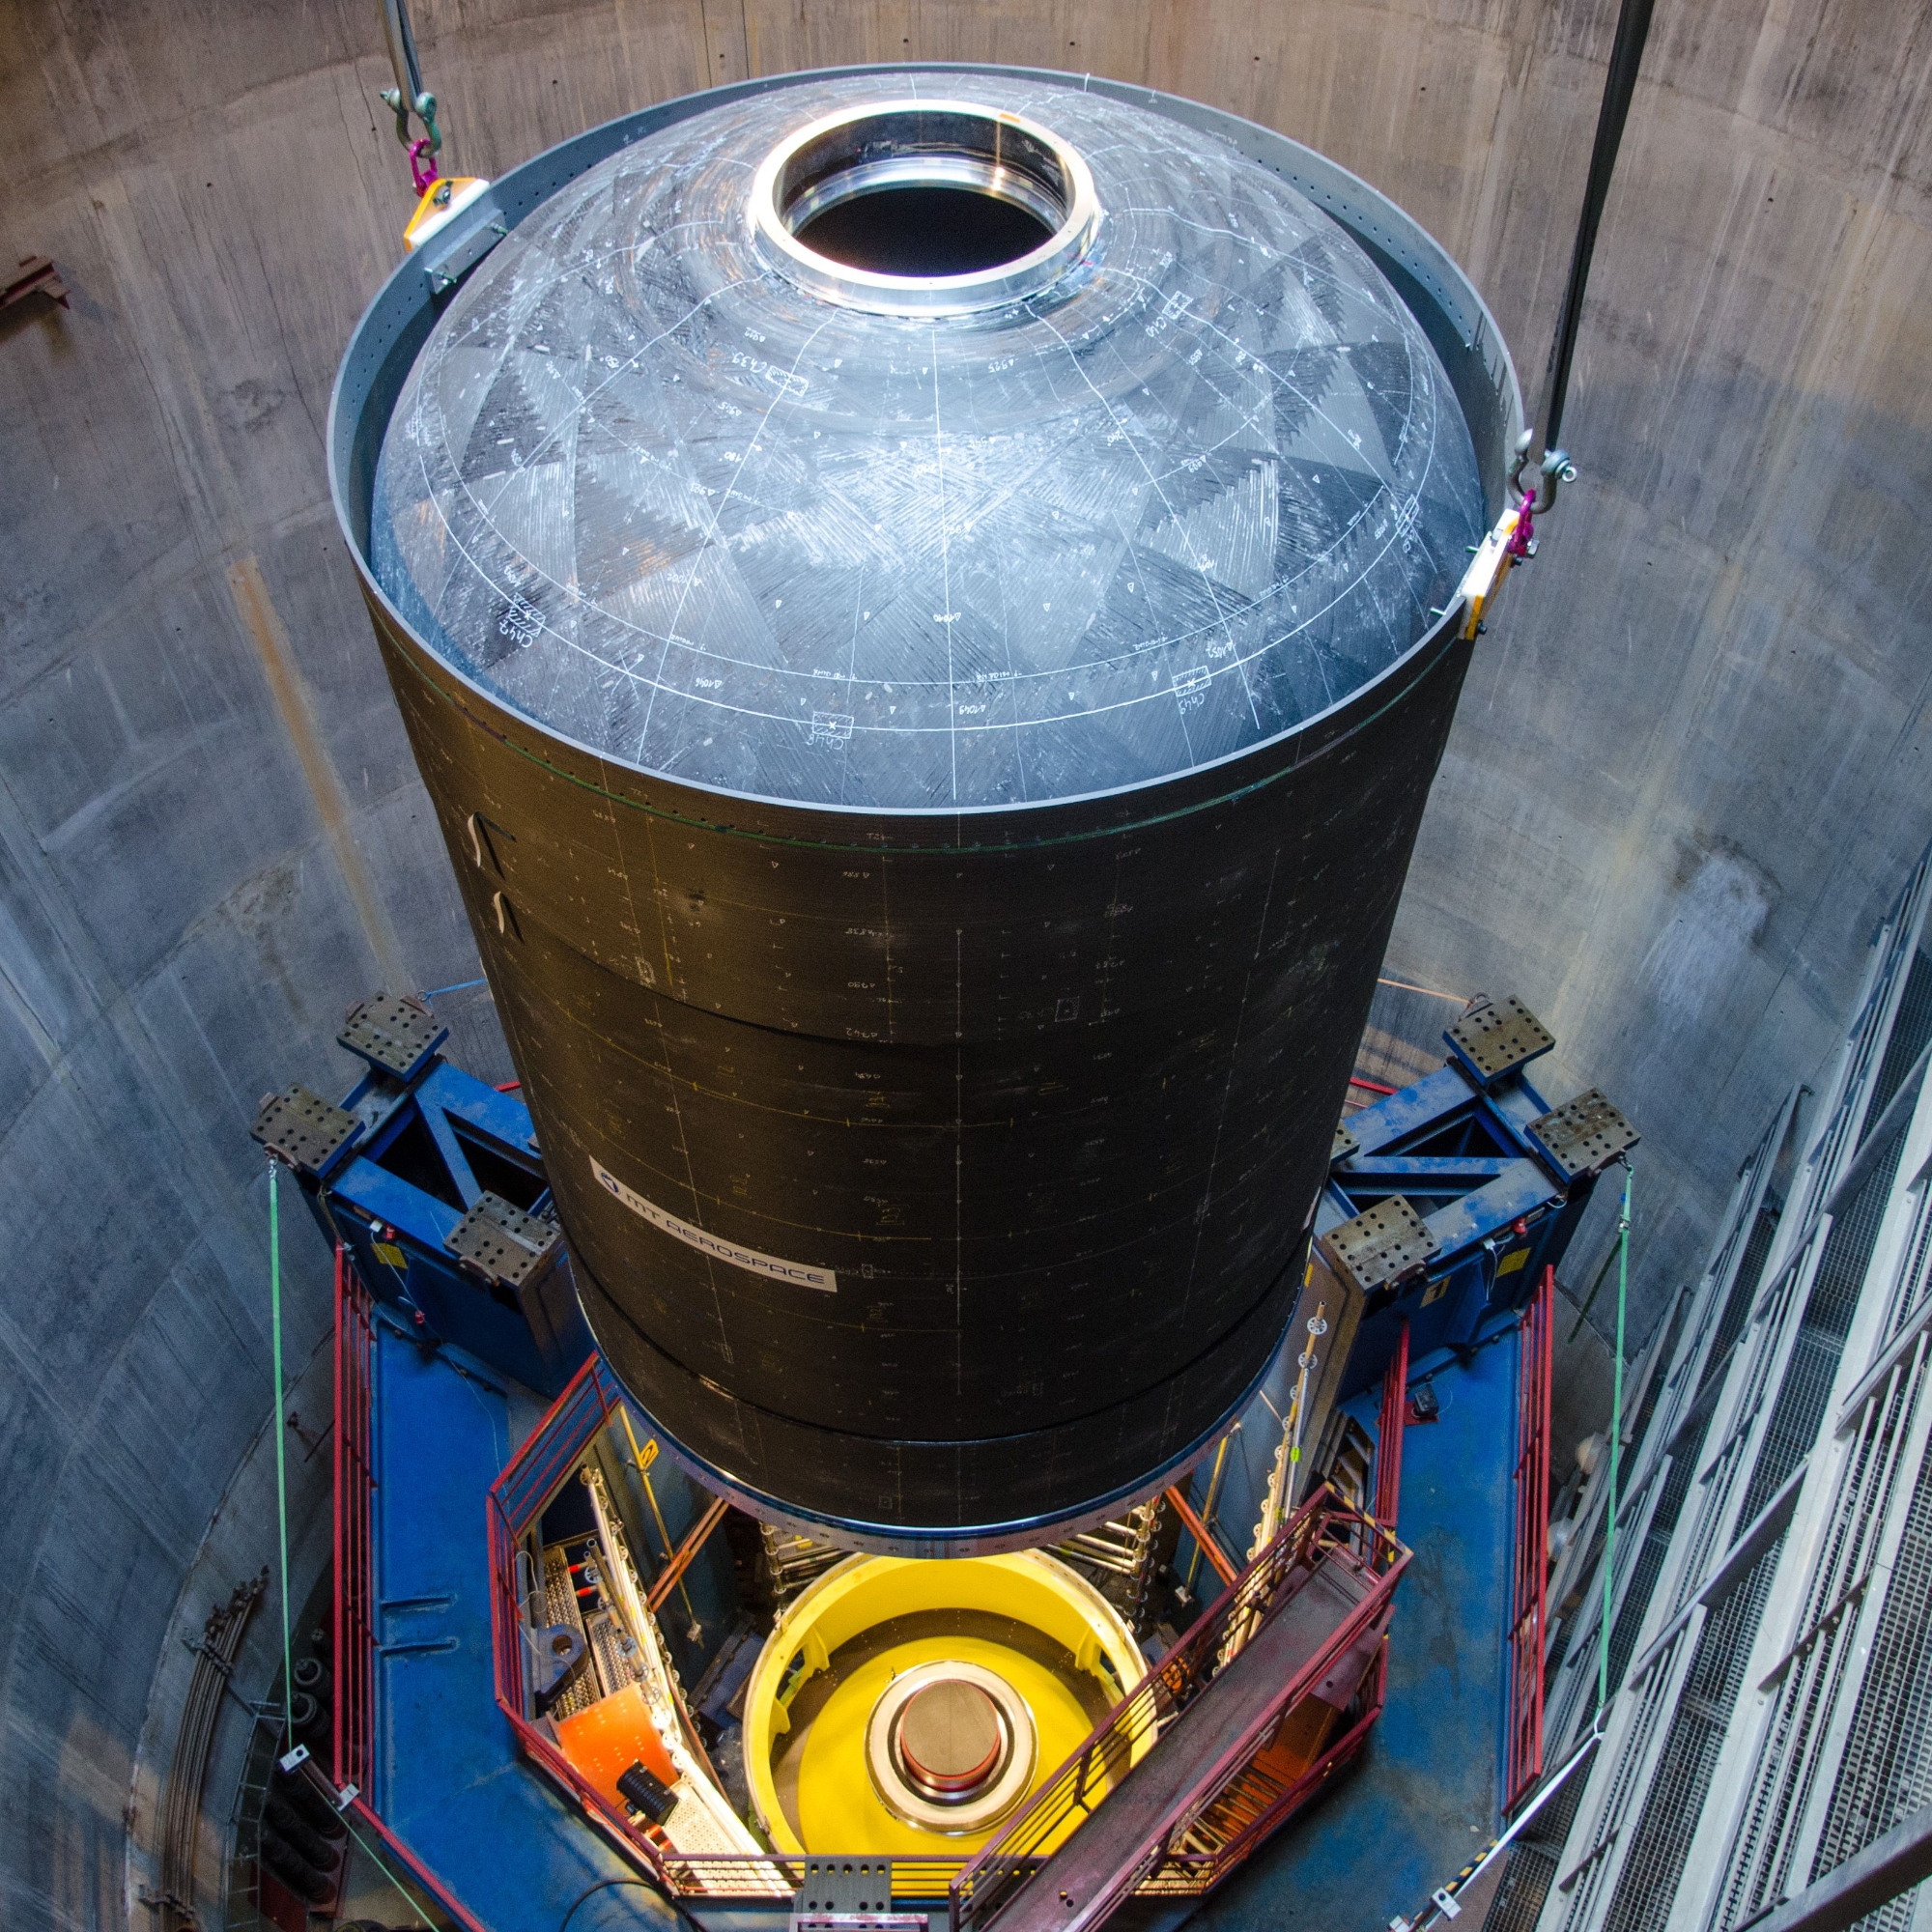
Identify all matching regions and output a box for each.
[1323,1056,1598,1405]
[292,1044,593,1396]
[1151,1027,1603,1621]
[301,1012,1608,1931]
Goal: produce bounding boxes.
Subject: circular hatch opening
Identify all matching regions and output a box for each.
[751,99,1099,313]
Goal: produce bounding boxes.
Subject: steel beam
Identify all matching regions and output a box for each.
[1166,1486,1239,1589]
[647,1494,731,1614]
[1738,1805,1932,1932]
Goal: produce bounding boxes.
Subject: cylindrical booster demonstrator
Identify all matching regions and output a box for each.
[331,68,1520,1551]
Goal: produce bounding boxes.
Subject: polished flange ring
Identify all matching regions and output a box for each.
[864,1659,1038,1833]
[749,98,1100,316]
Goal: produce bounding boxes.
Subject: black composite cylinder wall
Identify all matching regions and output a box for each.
[333,66,1520,1550]
[364,601,1471,1542]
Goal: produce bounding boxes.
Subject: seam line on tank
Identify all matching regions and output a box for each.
[381,613,1469,857]
[580,1247,1298,1452]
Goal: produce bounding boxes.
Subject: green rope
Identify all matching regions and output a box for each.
[270,1158,295,1746]
[337,1806,440,1921]
[1597,1158,1633,1712]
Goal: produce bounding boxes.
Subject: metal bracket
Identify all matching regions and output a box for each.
[792,1920,929,1932]
[1526,1090,1639,1180]
[251,1085,363,1179]
[444,1190,562,1290]
[4,256,70,312]
[793,1858,904,1926]
[1320,1196,1441,1296]
[1451,499,1526,639]
[421,208,508,295]
[277,1741,359,1811]
[1332,1120,1361,1164]
[523,1621,585,1697]
[1445,995,1555,1088]
[339,993,447,1082]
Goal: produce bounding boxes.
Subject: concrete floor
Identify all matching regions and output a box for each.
[3,2,1930,1927]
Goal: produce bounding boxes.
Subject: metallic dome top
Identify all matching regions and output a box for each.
[371,71,1483,814]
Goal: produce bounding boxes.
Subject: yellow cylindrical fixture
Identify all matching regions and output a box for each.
[742,1552,1147,1857]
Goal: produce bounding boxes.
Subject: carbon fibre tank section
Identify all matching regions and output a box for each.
[330,67,1521,1553]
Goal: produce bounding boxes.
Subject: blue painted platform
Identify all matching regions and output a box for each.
[358,1301,1520,1932]
[1179,1328,1520,1932]
[368,1314,677,1932]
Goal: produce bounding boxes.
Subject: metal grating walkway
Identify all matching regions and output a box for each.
[1806,1426,1932,1932]
[1482,1196,1785,1932]
[1597,971,1932,1932]
[1496,841,1932,1932]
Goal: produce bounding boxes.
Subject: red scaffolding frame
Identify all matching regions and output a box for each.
[1375,1319,1410,1531]
[477,1361,1415,1908]
[487,1357,739,1889]
[330,1248,492,1932]
[1504,1264,1554,1811]
[948,1488,1408,1932]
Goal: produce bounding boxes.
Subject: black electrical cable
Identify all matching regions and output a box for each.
[1527,0,1659,501]
[557,1872,712,1932]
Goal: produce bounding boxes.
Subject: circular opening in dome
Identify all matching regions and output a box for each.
[797,185,1054,276]
[751,99,1100,315]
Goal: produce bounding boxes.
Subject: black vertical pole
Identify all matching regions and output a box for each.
[1531,0,1659,504]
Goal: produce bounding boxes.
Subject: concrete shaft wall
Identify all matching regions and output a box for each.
[1,2,1928,1926]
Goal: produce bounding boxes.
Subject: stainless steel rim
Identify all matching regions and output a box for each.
[749,97,1100,315]
[864,1659,1038,1833]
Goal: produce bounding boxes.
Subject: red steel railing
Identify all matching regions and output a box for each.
[1351,1319,1412,1738]
[1504,1264,1555,1811]
[486,1358,662,1875]
[478,1356,1412,1913]
[485,1358,799,1894]
[331,1251,491,1932]
[948,1488,1408,1932]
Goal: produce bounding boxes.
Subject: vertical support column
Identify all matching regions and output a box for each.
[333,1246,377,1799]
[1365,1320,1412,1715]
[1506,1265,1554,1811]
[332,1243,344,1785]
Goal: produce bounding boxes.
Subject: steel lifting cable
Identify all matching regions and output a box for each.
[1566,1232,1625,1345]
[380,0,443,193]
[1513,0,1659,516]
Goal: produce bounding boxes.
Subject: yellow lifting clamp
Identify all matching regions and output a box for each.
[1455,494,1534,641]
[404,174,491,254]
[382,0,488,254]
